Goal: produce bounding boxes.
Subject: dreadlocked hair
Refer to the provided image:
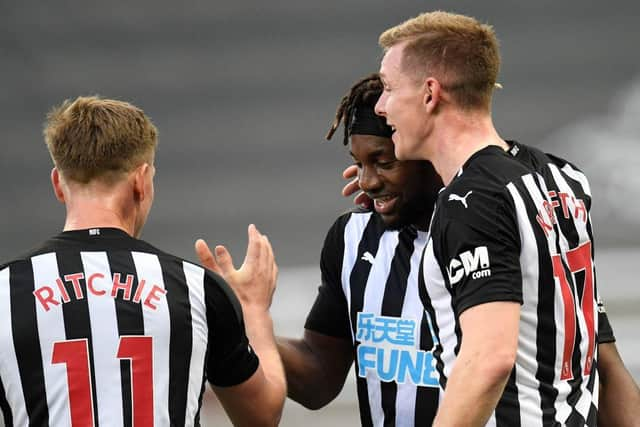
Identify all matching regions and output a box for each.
[326,73,384,145]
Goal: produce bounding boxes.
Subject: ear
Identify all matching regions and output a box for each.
[423,77,442,114]
[51,168,66,203]
[132,163,151,202]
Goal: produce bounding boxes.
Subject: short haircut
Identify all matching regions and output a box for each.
[43,96,158,183]
[379,11,500,110]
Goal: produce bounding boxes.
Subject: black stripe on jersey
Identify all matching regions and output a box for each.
[159,257,193,425]
[585,402,597,426]
[417,245,447,390]
[350,214,385,427]
[379,227,417,427]
[414,311,438,425]
[108,251,145,427]
[56,252,100,426]
[536,173,593,413]
[10,261,50,426]
[495,367,521,427]
[0,376,13,426]
[511,179,559,424]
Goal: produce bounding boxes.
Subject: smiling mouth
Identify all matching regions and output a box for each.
[373,195,398,214]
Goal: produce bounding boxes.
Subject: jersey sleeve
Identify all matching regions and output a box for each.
[597,295,616,344]
[436,191,523,317]
[304,215,352,340]
[204,271,260,387]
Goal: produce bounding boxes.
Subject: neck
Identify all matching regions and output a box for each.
[427,108,508,186]
[62,188,138,237]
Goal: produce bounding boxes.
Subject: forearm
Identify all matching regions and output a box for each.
[243,308,287,409]
[276,337,336,409]
[434,301,519,427]
[598,343,640,425]
[433,350,512,426]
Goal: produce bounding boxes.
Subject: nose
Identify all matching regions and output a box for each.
[374,92,387,117]
[359,164,383,195]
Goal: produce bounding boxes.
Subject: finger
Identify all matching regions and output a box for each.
[243,224,262,269]
[342,164,358,179]
[263,234,275,278]
[213,245,236,275]
[265,235,278,290]
[263,235,278,301]
[342,177,361,197]
[195,239,222,274]
[354,191,373,208]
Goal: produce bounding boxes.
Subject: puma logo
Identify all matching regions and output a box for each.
[361,251,375,265]
[448,191,473,208]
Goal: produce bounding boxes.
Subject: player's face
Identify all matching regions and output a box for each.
[375,43,430,161]
[350,134,441,230]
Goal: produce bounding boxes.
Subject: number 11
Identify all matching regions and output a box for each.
[52,335,154,426]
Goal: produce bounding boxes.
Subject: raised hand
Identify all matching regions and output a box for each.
[195,224,278,312]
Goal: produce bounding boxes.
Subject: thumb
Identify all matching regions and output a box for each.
[195,239,222,275]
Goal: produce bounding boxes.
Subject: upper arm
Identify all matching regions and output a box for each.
[304,216,351,340]
[436,189,522,316]
[458,300,520,375]
[303,329,353,390]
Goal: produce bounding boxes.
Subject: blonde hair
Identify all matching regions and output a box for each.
[379,11,500,110]
[44,96,158,183]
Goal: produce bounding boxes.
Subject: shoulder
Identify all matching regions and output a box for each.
[434,148,528,233]
[0,236,65,271]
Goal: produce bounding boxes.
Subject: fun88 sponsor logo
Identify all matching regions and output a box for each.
[356,312,438,387]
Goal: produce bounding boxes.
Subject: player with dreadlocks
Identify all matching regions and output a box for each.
[210,73,443,426]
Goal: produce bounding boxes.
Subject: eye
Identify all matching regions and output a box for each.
[377,160,397,170]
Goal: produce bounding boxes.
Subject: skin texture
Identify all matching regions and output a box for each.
[197,134,441,412]
[275,134,440,409]
[374,43,432,163]
[597,342,640,426]
[342,164,640,424]
[373,39,640,424]
[57,159,285,426]
[349,134,440,231]
[375,42,525,425]
[195,229,286,427]
[376,42,505,186]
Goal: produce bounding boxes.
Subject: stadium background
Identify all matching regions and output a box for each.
[0,0,638,425]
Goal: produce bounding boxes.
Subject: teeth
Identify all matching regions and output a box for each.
[375,196,393,203]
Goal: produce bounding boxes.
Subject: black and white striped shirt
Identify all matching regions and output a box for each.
[0,227,258,427]
[305,211,440,427]
[421,143,605,426]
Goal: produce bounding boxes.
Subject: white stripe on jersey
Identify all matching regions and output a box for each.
[131,252,171,426]
[341,212,373,340]
[362,230,400,427]
[80,251,124,426]
[32,253,72,427]
[182,262,208,426]
[548,164,598,419]
[395,231,430,427]
[507,183,544,426]
[521,174,574,422]
[422,240,457,381]
[561,164,592,197]
[0,267,29,425]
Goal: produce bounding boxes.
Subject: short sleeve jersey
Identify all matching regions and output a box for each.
[0,228,258,426]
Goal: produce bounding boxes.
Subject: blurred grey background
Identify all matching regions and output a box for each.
[0,0,638,425]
